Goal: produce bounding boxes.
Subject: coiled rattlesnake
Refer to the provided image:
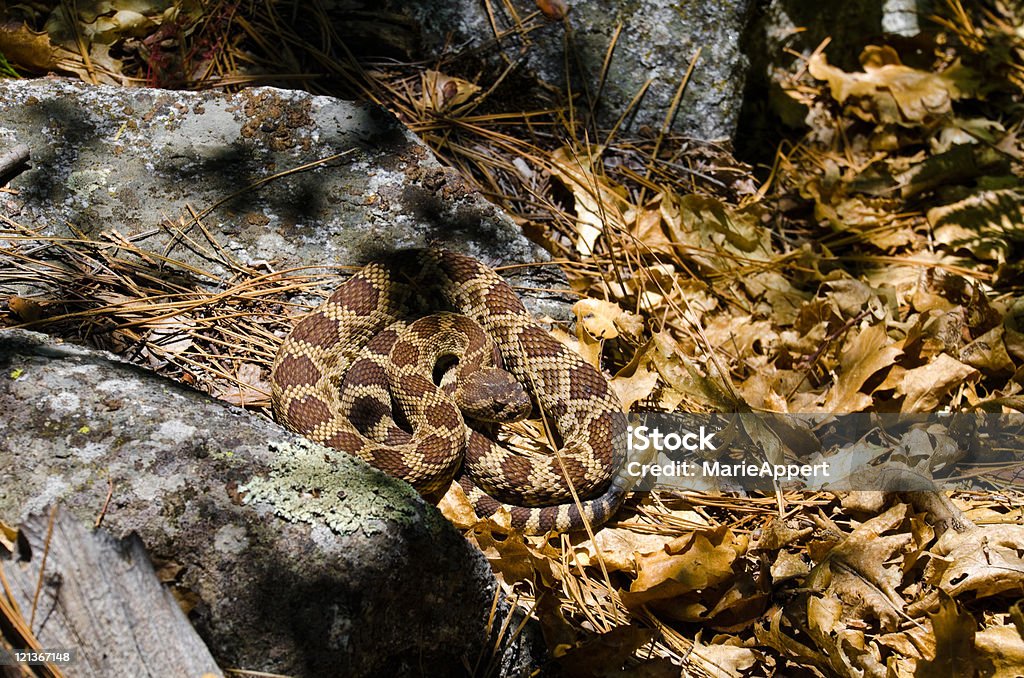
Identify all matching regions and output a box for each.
[270,248,628,532]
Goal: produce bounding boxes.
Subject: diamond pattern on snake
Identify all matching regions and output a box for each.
[271,248,629,533]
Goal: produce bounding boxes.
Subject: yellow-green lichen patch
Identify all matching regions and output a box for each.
[240,438,429,534]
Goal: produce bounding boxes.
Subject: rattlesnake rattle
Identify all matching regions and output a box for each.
[270,248,630,533]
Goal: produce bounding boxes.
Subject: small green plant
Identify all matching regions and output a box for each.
[0,52,20,78]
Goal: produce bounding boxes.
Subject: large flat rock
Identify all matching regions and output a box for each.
[0,329,534,676]
[0,77,569,317]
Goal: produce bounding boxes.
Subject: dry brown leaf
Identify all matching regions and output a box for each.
[469,527,559,587]
[819,626,888,677]
[570,521,679,572]
[549,146,630,256]
[213,363,270,406]
[806,594,844,642]
[627,192,678,255]
[145,313,196,357]
[928,188,1024,265]
[555,626,677,678]
[820,277,890,319]
[689,639,760,678]
[898,144,1005,200]
[1011,600,1024,639]
[770,551,810,583]
[825,322,903,411]
[0,519,17,552]
[437,481,479,530]
[974,624,1024,677]
[609,360,660,412]
[877,624,935,666]
[913,592,977,677]
[535,0,569,21]
[623,529,746,606]
[755,518,813,551]
[0,21,58,72]
[84,9,155,44]
[702,314,778,362]
[1002,298,1024,363]
[574,298,642,341]
[608,338,666,411]
[826,566,902,630]
[817,195,920,249]
[808,46,977,125]
[737,367,792,412]
[700,576,769,629]
[926,524,1024,598]
[666,194,777,274]
[960,325,1016,376]
[649,331,740,411]
[819,504,915,604]
[898,353,978,413]
[7,295,44,322]
[420,69,480,112]
[754,606,830,667]
[910,269,1000,332]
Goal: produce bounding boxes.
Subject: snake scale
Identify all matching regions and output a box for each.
[270,248,629,533]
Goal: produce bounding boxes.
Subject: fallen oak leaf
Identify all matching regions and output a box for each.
[574,297,643,341]
[973,624,1024,678]
[609,341,661,411]
[913,592,977,678]
[549,145,630,256]
[690,639,761,678]
[897,353,978,413]
[622,529,747,607]
[555,626,678,678]
[925,523,1024,599]
[213,362,271,407]
[570,515,693,572]
[825,504,914,594]
[6,295,44,323]
[808,46,978,125]
[0,21,58,72]
[824,322,903,412]
[754,605,831,669]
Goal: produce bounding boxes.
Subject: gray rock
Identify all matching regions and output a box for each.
[757,0,935,68]
[0,77,570,318]
[384,0,753,140]
[0,329,537,676]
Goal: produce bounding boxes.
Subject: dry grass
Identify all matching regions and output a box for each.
[0,216,345,413]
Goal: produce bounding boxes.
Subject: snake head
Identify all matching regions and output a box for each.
[455,367,531,423]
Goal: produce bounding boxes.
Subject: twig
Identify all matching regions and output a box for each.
[29,505,59,630]
[94,478,115,529]
[0,144,31,181]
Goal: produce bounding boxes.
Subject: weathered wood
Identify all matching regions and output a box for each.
[0,508,222,677]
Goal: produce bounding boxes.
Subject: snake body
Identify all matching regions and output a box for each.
[270,248,628,533]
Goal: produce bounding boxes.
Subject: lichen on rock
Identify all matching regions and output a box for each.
[240,438,429,534]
